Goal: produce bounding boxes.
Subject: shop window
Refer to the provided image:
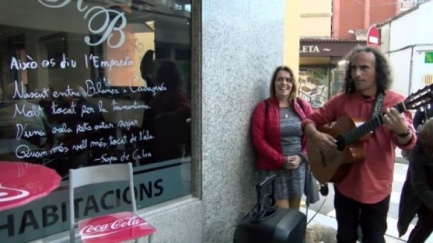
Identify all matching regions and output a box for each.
[0,0,192,242]
[298,67,330,108]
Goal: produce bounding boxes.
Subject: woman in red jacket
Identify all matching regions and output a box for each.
[251,66,314,210]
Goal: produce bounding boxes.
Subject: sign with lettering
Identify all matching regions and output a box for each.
[299,45,325,54]
[299,41,364,57]
[366,25,380,47]
[78,210,155,242]
[0,159,190,242]
[0,0,192,242]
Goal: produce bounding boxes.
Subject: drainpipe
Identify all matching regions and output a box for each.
[364,0,370,29]
[408,46,414,96]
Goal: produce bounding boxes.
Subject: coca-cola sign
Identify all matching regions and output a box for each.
[78,211,156,243]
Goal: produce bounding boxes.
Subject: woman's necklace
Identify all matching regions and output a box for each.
[281,106,290,118]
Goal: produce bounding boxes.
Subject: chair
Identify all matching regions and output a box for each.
[69,163,156,243]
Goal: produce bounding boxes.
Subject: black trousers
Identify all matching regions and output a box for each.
[408,204,433,243]
[334,187,390,243]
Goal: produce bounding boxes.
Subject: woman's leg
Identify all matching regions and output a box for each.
[276,199,290,208]
[289,198,301,210]
[275,198,301,209]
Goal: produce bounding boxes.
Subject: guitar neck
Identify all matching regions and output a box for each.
[342,102,407,145]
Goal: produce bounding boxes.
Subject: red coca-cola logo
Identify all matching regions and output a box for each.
[80,216,148,239]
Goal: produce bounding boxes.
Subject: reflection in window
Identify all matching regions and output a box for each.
[0,0,192,241]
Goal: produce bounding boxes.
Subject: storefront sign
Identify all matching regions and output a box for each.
[299,45,323,54]
[0,159,190,242]
[299,41,363,57]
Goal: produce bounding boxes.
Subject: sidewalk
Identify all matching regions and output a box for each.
[300,148,433,243]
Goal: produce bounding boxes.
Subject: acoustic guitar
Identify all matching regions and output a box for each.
[307,84,433,184]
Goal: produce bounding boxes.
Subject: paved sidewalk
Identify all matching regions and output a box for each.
[300,149,433,243]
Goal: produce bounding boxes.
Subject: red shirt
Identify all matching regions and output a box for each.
[302,91,416,203]
[251,97,314,170]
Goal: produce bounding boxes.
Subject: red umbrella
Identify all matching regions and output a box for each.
[0,161,61,211]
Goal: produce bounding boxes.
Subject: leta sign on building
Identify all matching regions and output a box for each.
[299,40,365,57]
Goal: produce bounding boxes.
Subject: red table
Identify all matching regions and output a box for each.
[0,161,61,211]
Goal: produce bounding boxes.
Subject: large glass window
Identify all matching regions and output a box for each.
[0,0,192,242]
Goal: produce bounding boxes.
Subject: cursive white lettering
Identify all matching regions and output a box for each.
[13,104,45,118]
[79,216,145,236]
[72,139,88,151]
[117,120,138,131]
[108,135,127,146]
[94,122,114,131]
[111,100,149,111]
[12,81,49,99]
[132,149,152,160]
[16,123,46,140]
[90,138,108,148]
[15,145,49,159]
[86,80,120,96]
[52,123,73,134]
[51,101,77,115]
[76,122,92,133]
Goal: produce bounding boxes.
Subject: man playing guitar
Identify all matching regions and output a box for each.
[302,46,417,243]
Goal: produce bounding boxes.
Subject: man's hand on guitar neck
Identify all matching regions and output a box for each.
[305,123,337,152]
[383,107,413,145]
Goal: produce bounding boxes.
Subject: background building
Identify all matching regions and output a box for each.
[332,0,399,40]
[299,0,363,107]
[379,0,433,97]
[298,0,403,108]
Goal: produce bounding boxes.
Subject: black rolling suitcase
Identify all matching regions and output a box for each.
[234,174,306,243]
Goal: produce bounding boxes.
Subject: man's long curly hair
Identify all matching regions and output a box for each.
[342,46,392,95]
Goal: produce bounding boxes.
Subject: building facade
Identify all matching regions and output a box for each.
[298,0,403,108]
[332,0,399,40]
[378,0,433,97]
[299,0,363,107]
[0,1,300,242]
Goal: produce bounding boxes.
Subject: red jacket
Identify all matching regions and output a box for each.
[251,97,314,170]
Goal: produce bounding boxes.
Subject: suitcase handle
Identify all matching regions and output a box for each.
[256,174,276,204]
[256,173,276,189]
[250,174,278,222]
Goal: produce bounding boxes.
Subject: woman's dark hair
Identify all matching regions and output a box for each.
[269,66,298,103]
[418,118,433,158]
[342,46,392,94]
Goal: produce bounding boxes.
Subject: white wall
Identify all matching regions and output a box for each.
[386,0,433,96]
[389,48,412,96]
[389,1,433,51]
[411,45,433,94]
